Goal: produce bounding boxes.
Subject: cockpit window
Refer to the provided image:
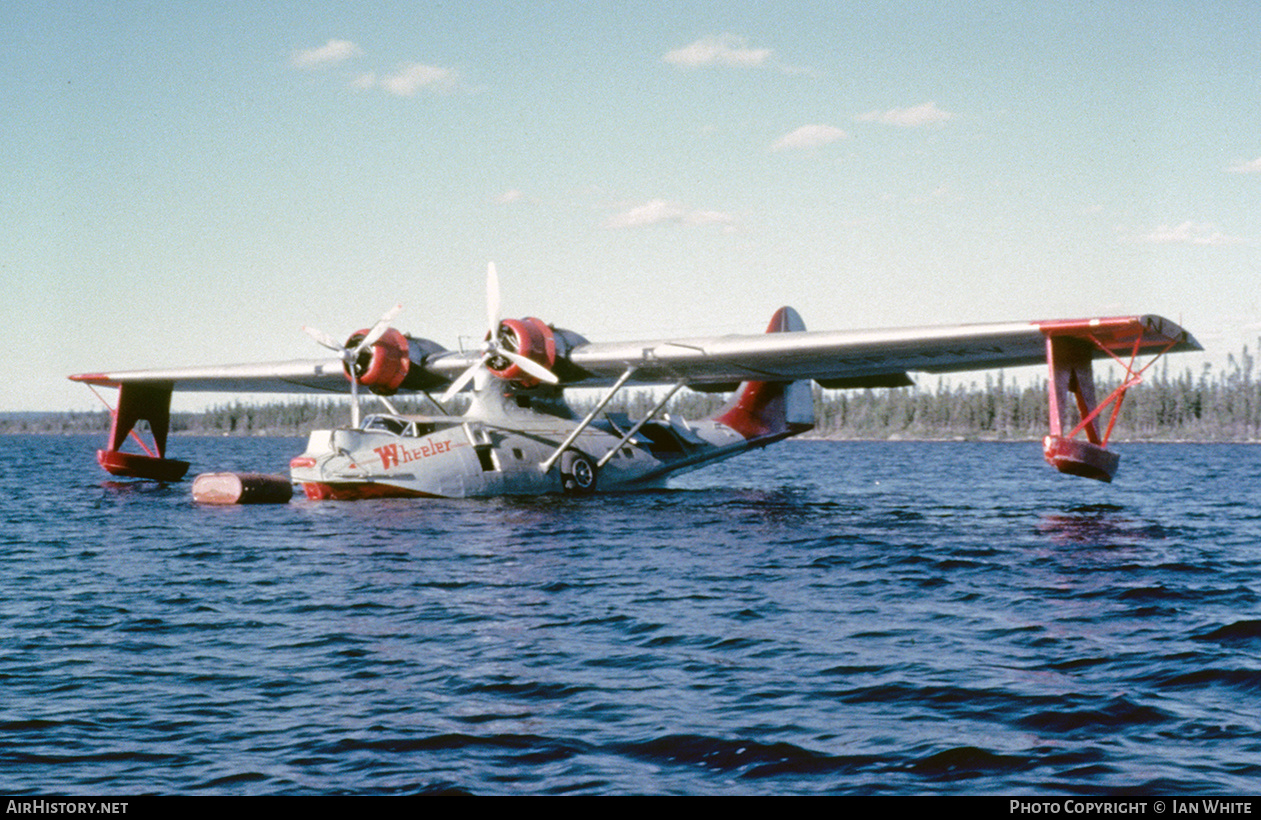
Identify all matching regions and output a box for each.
[363,415,407,435]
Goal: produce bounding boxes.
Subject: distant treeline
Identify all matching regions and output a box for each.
[816,357,1258,441]
[10,348,1259,442]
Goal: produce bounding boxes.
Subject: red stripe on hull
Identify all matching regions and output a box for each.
[300,481,442,501]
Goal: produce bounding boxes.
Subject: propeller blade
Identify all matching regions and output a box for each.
[349,367,361,427]
[303,325,346,354]
[499,349,560,385]
[485,261,501,337]
[440,355,487,403]
[355,303,403,354]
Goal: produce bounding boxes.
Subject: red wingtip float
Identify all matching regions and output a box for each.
[71,379,191,482]
[68,264,1201,497]
[1037,315,1192,482]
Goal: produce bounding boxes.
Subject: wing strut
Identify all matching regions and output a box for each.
[539,365,638,474]
[596,380,688,468]
[1042,325,1182,482]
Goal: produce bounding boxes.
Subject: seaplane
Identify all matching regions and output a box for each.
[70,264,1200,499]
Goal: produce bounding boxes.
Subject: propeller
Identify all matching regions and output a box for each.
[440,263,559,402]
[303,303,402,427]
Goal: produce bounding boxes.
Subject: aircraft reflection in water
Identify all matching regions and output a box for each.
[70,264,1200,499]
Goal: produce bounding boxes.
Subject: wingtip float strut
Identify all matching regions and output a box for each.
[74,379,191,482]
[1038,315,1201,482]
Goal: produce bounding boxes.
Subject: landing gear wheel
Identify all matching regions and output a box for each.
[560,451,597,494]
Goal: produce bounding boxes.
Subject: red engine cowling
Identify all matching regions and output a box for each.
[345,327,410,395]
[486,317,557,387]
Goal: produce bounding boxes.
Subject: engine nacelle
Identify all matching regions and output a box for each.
[344,328,449,395]
[486,317,557,387]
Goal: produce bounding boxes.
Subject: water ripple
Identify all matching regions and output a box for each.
[3,436,1259,794]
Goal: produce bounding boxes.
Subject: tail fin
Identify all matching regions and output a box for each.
[713,307,815,441]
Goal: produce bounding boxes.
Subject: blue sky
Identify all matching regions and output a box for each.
[4,1,1259,412]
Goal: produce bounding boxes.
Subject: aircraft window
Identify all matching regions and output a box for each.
[364,416,407,435]
[512,448,524,460]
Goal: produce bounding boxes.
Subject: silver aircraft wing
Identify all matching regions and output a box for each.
[546,314,1201,388]
[70,314,1199,394]
[71,358,357,392]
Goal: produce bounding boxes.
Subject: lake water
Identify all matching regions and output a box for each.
[2,435,1259,795]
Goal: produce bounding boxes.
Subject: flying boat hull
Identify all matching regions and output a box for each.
[287,411,754,499]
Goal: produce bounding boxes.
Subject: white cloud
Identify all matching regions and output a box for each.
[495,189,525,205]
[1228,157,1261,173]
[290,39,362,69]
[856,101,955,127]
[771,124,848,151]
[1134,221,1248,246]
[368,63,460,96]
[291,40,470,98]
[663,34,772,68]
[603,199,737,230]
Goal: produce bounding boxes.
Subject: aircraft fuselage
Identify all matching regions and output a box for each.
[288,391,754,499]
